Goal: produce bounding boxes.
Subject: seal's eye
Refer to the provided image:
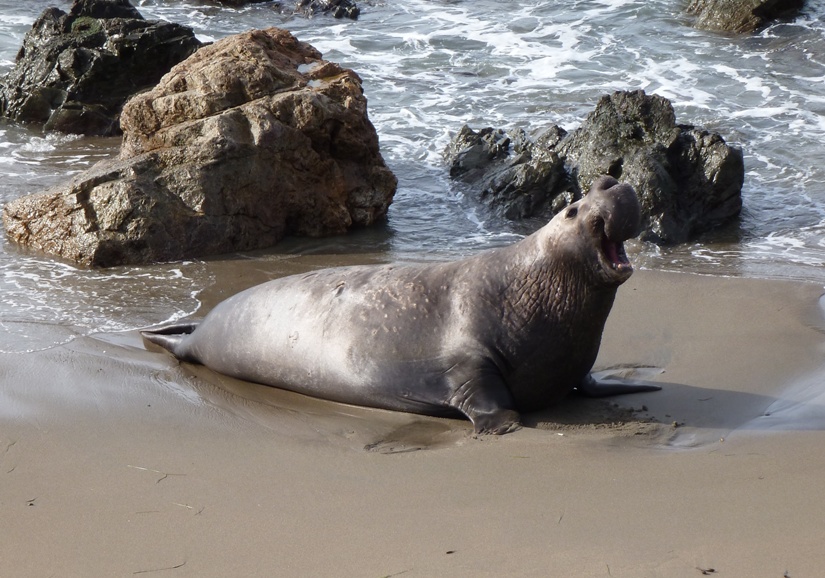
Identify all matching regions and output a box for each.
[565,207,578,219]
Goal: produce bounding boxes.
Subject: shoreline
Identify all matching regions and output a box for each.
[3,268,825,576]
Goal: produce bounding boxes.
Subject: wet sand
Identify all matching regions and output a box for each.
[2,266,825,577]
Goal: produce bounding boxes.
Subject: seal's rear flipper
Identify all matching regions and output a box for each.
[140,321,200,356]
[575,374,662,398]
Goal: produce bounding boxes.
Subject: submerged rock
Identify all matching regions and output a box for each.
[2,28,397,267]
[0,0,202,136]
[214,0,360,18]
[296,0,360,19]
[446,90,744,245]
[216,0,273,6]
[686,0,805,34]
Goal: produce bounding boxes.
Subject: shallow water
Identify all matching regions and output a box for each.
[1,0,825,350]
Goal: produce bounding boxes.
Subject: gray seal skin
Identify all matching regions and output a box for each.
[142,175,659,434]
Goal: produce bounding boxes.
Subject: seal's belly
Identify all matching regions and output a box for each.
[183,282,456,414]
[205,337,458,416]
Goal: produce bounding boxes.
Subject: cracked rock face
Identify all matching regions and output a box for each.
[2,27,397,267]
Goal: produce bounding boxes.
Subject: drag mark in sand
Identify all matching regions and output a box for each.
[172,502,205,515]
[127,464,186,484]
[3,438,16,473]
[133,561,186,575]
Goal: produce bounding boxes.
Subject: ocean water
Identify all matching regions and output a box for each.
[1,0,825,351]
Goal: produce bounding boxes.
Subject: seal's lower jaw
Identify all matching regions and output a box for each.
[599,234,634,284]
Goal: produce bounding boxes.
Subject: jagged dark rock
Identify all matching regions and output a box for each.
[447,126,570,219]
[0,0,202,136]
[446,90,744,245]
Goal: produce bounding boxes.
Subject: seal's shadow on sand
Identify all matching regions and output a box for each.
[146,355,820,452]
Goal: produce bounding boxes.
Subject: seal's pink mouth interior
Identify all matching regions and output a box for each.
[601,234,630,269]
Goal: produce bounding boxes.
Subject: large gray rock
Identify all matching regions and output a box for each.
[686,0,805,34]
[2,28,397,267]
[446,90,744,245]
[0,0,202,136]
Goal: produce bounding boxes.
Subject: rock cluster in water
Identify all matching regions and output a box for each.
[446,90,744,245]
[0,0,202,136]
[686,0,805,33]
[217,0,360,19]
[296,0,361,19]
[2,28,397,267]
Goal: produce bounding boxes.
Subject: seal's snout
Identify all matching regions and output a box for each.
[588,175,642,242]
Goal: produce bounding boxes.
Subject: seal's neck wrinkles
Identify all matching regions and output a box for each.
[501,246,616,336]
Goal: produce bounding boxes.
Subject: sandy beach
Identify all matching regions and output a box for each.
[2,264,825,577]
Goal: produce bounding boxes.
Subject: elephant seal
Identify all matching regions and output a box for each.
[142,175,658,434]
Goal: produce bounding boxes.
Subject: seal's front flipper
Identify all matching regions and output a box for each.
[449,373,522,435]
[140,321,200,357]
[470,409,522,435]
[575,374,662,398]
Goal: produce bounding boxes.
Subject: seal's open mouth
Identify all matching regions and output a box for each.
[601,233,632,273]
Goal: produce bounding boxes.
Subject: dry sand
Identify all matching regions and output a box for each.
[2,265,825,577]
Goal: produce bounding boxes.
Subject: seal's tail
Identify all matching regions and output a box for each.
[140,321,200,356]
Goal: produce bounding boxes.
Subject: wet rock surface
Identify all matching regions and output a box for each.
[0,0,202,136]
[686,0,806,34]
[296,0,360,19]
[215,0,360,19]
